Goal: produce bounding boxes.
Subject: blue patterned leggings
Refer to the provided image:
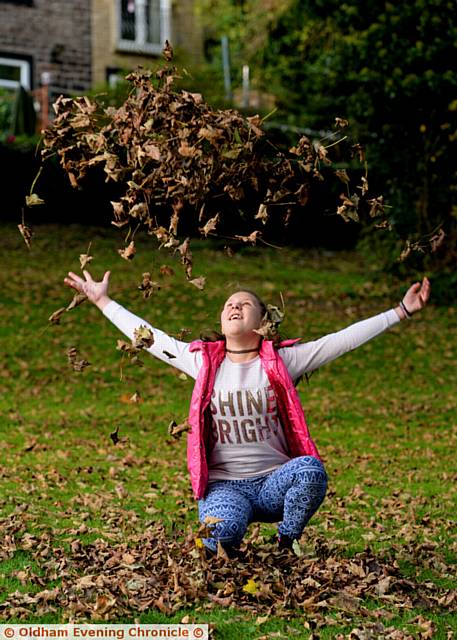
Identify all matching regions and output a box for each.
[198,456,327,552]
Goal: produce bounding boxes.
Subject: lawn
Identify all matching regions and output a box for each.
[0,223,455,638]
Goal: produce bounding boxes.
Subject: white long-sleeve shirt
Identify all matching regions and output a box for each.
[103,301,400,480]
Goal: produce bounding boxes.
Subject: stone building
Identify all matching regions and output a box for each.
[0,0,92,95]
[0,0,203,129]
[92,0,203,87]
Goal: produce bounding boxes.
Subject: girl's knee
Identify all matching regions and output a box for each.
[198,488,252,549]
[202,516,248,550]
[293,457,328,498]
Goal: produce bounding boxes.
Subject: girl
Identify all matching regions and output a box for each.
[64,270,430,554]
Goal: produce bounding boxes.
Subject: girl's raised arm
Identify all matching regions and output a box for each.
[63,270,201,378]
[281,277,431,378]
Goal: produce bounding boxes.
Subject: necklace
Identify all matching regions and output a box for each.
[226,347,259,354]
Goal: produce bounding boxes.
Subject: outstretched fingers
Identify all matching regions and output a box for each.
[82,269,95,283]
[420,276,431,305]
[65,271,85,292]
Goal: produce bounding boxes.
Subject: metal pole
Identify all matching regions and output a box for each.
[221,36,232,102]
[242,64,250,109]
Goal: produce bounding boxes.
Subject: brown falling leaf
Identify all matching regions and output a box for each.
[168,419,191,439]
[116,340,143,365]
[399,240,412,262]
[66,292,88,311]
[177,237,193,279]
[176,328,191,340]
[49,307,67,325]
[189,276,206,290]
[138,273,160,299]
[199,214,220,237]
[235,230,262,244]
[79,253,93,270]
[335,169,350,184]
[132,325,154,349]
[430,228,445,252]
[359,175,369,195]
[352,143,366,163]
[159,265,175,277]
[255,204,268,224]
[367,195,385,218]
[335,117,349,128]
[296,183,309,207]
[66,346,91,372]
[18,223,33,249]
[25,193,45,207]
[203,515,225,525]
[118,241,136,261]
[163,40,174,61]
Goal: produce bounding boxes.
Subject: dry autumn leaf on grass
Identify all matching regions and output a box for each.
[110,426,128,445]
[0,494,455,629]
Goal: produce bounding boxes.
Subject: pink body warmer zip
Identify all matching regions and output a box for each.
[187,338,321,499]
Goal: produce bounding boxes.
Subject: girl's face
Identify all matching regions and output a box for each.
[220,291,264,338]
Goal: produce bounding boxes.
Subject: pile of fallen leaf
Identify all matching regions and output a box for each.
[1,516,455,637]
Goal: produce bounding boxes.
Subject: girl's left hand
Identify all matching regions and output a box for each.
[403,277,431,314]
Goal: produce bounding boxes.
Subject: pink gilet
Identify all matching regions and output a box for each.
[186,339,321,499]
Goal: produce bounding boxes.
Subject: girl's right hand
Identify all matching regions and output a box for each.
[64,270,112,310]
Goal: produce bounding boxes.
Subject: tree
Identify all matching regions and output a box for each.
[198,0,456,287]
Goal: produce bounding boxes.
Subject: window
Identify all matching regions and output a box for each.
[117,0,171,54]
[0,56,31,89]
[0,0,34,6]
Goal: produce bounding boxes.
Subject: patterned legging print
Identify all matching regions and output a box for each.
[198,456,327,551]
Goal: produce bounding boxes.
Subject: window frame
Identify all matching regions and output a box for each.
[0,56,31,90]
[116,0,171,55]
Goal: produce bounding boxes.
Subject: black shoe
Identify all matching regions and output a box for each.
[277,534,294,550]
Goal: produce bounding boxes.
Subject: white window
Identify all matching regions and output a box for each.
[0,56,31,90]
[117,0,171,54]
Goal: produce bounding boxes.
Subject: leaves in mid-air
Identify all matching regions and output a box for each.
[25,193,45,207]
[167,419,191,439]
[118,241,136,261]
[66,346,91,372]
[138,273,160,299]
[132,325,154,349]
[18,223,33,249]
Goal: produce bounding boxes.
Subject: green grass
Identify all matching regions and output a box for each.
[0,223,455,637]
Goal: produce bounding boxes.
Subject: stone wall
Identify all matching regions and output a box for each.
[0,0,91,92]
